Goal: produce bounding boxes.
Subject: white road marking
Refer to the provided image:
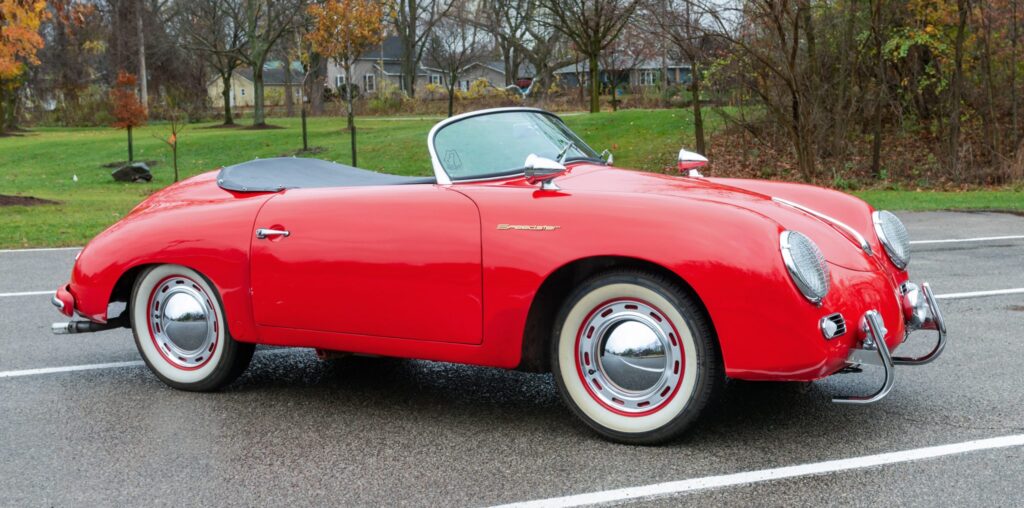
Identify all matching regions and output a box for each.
[934,288,1024,300]
[492,434,1024,508]
[0,290,55,297]
[911,234,1024,245]
[0,360,146,379]
[0,246,81,253]
[0,348,300,380]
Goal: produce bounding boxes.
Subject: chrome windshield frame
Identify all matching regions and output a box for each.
[427,107,597,185]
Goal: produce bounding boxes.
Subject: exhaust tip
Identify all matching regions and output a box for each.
[52,322,72,334]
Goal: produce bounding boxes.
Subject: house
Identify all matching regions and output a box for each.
[325,36,534,95]
[554,57,691,89]
[326,36,433,95]
[207,62,305,108]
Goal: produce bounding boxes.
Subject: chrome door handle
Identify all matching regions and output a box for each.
[256,228,290,239]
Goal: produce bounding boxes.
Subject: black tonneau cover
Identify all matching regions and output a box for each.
[217,157,434,192]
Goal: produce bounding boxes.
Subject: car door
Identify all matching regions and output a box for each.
[250,184,483,344]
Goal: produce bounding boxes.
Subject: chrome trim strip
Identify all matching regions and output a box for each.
[51,294,64,311]
[833,310,895,404]
[427,107,567,185]
[772,197,873,256]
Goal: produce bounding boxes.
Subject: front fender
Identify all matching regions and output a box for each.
[69,174,271,341]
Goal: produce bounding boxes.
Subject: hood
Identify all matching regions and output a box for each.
[556,165,877,272]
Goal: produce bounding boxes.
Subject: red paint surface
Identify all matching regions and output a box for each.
[59,163,913,382]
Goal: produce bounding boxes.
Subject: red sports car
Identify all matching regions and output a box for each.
[52,107,946,444]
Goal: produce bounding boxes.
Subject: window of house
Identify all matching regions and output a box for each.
[335,74,346,88]
[459,80,471,92]
[639,70,656,86]
[364,74,376,93]
[240,88,246,96]
[430,74,442,86]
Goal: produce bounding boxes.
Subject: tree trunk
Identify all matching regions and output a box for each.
[588,52,600,113]
[691,62,705,155]
[448,84,455,117]
[221,73,234,125]
[503,44,514,86]
[870,0,884,178]
[284,59,295,117]
[978,0,1000,159]
[127,126,134,162]
[949,0,968,176]
[0,90,6,135]
[136,0,148,113]
[401,37,418,98]
[301,107,308,151]
[346,61,357,167]
[310,54,326,116]
[253,67,266,126]
[1012,0,1020,146]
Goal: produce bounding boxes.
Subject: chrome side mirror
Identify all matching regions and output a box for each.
[677,148,708,177]
[601,149,614,165]
[524,153,566,191]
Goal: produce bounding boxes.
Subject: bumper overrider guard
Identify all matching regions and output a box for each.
[50,284,125,334]
[833,282,947,404]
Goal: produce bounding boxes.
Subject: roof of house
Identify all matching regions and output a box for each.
[358,35,405,62]
[554,57,690,75]
[235,62,306,85]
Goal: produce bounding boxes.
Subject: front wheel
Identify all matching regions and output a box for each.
[130,264,254,391]
[551,270,723,444]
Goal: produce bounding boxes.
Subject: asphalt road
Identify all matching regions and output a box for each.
[1,211,1023,507]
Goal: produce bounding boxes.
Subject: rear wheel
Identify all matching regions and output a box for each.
[130,264,254,391]
[551,270,722,444]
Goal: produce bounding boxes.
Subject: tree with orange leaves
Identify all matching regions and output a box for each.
[0,0,48,133]
[110,70,147,162]
[307,0,384,167]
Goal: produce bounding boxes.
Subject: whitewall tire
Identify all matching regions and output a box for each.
[131,264,254,391]
[551,270,723,444]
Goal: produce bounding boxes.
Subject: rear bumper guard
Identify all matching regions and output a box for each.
[833,282,947,404]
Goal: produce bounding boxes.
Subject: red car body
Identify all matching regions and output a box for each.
[59,158,912,382]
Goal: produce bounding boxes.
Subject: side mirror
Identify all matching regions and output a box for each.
[677,148,708,177]
[601,149,614,165]
[524,153,566,191]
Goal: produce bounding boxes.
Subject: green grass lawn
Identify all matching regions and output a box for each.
[0,109,1021,248]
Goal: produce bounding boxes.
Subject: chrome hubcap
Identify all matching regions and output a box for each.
[577,299,684,414]
[149,277,217,369]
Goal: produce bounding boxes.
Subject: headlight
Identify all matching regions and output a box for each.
[780,230,831,304]
[873,210,910,269]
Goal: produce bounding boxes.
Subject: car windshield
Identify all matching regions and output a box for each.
[430,110,603,181]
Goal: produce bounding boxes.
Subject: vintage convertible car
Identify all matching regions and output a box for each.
[51,107,946,444]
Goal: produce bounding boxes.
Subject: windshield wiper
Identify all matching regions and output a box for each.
[557,142,576,164]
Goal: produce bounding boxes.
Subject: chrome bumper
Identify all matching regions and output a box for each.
[833,282,947,404]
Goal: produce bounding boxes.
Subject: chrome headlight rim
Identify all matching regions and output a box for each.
[872,210,910,270]
[779,230,831,305]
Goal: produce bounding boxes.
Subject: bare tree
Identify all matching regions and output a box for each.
[476,0,574,100]
[392,0,453,98]
[179,0,248,126]
[426,0,485,117]
[543,0,640,112]
[480,0,530,85]
[233,0,304,126]
[647,0,707,154]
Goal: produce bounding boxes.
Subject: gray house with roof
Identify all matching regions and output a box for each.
[554,57,691,90]
[326,36,532,95]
